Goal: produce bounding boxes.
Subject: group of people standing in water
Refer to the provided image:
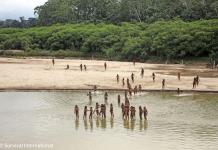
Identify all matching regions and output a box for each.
[74,91,148,121]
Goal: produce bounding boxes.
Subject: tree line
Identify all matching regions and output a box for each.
[34,0,218,25]
[0,19,217,61]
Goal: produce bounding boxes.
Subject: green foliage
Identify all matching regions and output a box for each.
[0,19,218,61]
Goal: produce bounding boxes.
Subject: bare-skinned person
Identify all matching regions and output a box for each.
[87,91,92,102]
[121,103,125,119]
[133,86,138,95]
[138,84,142,92]
[124,105,130,120]
[74,105,79,119]
[162,79,165,89]
[118,95,121,105]
[110,103,114,118]
[84,65,87,71]
[52,58,55,66]
[196,75,200,86]
[178,72,181,81]
[152,73,155,82]
[116,74,119,83]
[104,92,108,103]
[80,64,83,71]
[193,77,196,89]
[83,106,88,119]
[66,64,69,70]
[122,78,125,86]
[89,107,93,119]
[95,102,100,116]
[131,73,135,83]
[139,106,143,120]
[104,62,107,71]
[141,68,144,78]
[130,106,136,120]
[143,106,148,120]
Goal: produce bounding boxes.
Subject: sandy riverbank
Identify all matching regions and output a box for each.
[0,57,218,92]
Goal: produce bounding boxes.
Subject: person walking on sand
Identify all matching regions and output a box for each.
[178,72,181,81]
[122,78,125,86]
[104,62,107,71]
[116,74,119,83]
[52,58,55,66]
[66,64,69,70]
[131,73,135,83]
[74,105,79,119]
[152,73,155,82]
[84,65,87,71]
[193,77,196,89]
[196,75,200,86]
[162,79,165,89]
[141,68,144,78]
[80,64,83,71]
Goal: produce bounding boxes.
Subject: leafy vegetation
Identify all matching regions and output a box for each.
[0,19,218,61]
[34,0,218,25]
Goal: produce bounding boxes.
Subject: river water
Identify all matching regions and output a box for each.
[0,91,217,150]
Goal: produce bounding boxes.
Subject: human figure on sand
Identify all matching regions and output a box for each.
[152,73,155,82]
[52,58,55,66]
[116,74,119,83]
[74,105,79,119]
[84,65,87,71]
[95,103,100,116]
[178,72,181,81]
[162,79,165,89]
[131,73,135,83]
[66,64,69,70]
[139,106,143,120]
[141,68,144,78]
[122,78,125,86]
[104,62,107,71]
[100,104,106,119]
[80,64,83,71]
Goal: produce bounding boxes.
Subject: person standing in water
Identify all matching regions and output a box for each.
[110,104,114,118]
[104,62,107,71]
[143,106,148,120]
[116,74,119,83]
[89,107,93,119]
[74,105,79,119]
[118,95,121,105]
[104,92,108,103]
[95,103,100,116]
[52,58,55,66]
[84,65,87,71]
[87,91,92,102]
[83,106,88,119]
[139,106,143,120]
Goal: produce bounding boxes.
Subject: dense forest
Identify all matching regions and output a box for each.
[0,19,218,61]
[34,0,218,25]
[0,0,218,62]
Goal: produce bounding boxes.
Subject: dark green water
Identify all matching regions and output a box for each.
[0,91,217,150]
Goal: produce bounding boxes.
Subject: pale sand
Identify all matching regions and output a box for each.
[0,57,218,92]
